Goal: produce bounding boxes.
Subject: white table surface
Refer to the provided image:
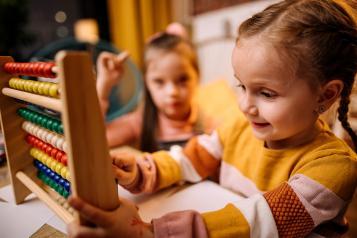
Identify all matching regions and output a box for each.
[0,180,242,238]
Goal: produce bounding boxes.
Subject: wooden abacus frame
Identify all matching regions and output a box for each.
[0,51,119,224]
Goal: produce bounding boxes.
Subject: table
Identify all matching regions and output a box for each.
[0,180,241,238]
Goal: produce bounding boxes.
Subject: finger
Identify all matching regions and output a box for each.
[67,222,106,238]
[112,156,135,171]
[112,166,133,183]
[116,51,129,63]
[68,197,113,228]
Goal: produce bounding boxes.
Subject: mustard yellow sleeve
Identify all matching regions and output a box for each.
[152,151,182,190]
[202,204,250,238]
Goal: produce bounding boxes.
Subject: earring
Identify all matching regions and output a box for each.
[317,105,326,114]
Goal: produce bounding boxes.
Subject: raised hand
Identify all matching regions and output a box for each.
[96,51,129,116]
[97,51,129,90]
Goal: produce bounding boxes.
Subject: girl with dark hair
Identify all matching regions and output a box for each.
[97,31,216,152]
[69,0,357,237]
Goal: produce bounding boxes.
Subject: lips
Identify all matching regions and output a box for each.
[251,122,270,128]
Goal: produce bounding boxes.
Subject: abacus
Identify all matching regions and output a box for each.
[0,51,119,224]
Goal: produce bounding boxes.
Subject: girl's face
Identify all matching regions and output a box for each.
[232,36,321,149]
[146,51,198,120]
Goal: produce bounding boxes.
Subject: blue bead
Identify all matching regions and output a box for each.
[59,178,65,187]
[49,171,55,179]
[45,168,51,176]
[64,181,70,192]
[54,174,60,183]
[37,162,44,171]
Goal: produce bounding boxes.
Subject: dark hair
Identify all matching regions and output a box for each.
[140,33,199,152]
[238,0,357,149]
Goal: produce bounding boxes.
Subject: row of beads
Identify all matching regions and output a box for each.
[18,108,63,134]
[26,134,67,166]
[47,187,75,214]
[31,148,70,181]
[34,160,70,198]
[9,78,59,98]
[22,121,67,152]
[4,62,56,78]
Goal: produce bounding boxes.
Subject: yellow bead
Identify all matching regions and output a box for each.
[37,83,45,95]
[23,80,30,92]
[65,170,70,181]
[42,82,51,96]
[9,78,15,88]
[17,79,24,90]
[50,160,58,171]
[60,167,67,178]
[48,84,59,97]
[44,155,52,167]
[55,163,63,174]
[27,81,36,93]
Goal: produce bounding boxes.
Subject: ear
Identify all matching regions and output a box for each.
[317,79,344,109]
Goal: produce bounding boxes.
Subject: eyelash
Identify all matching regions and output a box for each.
[236,83,245,90]
[260,91,275,98]
[236,83,276,98]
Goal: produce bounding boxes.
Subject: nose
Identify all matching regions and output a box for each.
[239,93,258,116]
[165,82,179,97]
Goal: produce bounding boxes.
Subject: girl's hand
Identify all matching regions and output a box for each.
[111,151,139,187]
[67,196,154,238]
[96,51,129,100]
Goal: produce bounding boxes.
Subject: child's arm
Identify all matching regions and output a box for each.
[96,51,129,117]
[67,196,154,238]
[111,131,222,194]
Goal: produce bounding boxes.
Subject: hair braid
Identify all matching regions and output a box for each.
[337,84,357,150]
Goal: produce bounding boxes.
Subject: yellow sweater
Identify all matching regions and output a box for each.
[133,112,357,237]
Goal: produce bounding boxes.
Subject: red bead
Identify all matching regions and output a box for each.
[25,134,33,144]
[50,148,58,158]
[61,154,67,166]
[45,146,52,154]
[41,143,48,151]
[56,151,63,161]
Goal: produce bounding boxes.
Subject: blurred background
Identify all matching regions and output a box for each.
[0,0,278,85]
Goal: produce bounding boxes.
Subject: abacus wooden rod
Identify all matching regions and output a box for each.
[15,171,74,223]
[2,87,62,112]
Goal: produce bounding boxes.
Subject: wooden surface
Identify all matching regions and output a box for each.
[0,56,34,204]
[2,87,62,112]
[56,51,119,224]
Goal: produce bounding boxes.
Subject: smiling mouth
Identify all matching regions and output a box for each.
[252,122,270,128]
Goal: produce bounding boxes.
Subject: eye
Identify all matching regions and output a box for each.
[236,83,246,91]
[260,90,276,98]
[177,75,189,85]
[153,78,164,86]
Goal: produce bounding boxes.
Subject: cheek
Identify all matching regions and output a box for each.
[180,84,195,100]
[147,87,163,105]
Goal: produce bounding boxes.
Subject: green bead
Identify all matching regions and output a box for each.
[63,190,69,198]
[46,120,53,130]
[44,176,50,185]
[57,124,64,134]
[51,121,59,131]
[41,117,47,127]
[52,182,59,191]
[57,186,64,195]
[32,114,38,124]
